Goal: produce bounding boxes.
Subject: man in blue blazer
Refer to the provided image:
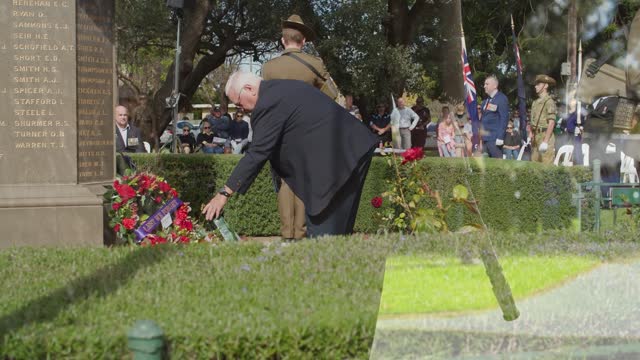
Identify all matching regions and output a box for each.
[202,72,378,237]
[480,75,510,158]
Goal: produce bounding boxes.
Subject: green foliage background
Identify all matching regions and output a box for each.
[129,154,590,235]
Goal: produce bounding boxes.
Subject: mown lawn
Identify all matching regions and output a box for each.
[1,230,639,359]
[378,255,599,315]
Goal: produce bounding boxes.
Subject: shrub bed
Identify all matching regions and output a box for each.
[1,230,638,359]
[129,154,591,235]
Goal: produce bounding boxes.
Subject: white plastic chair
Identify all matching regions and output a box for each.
[581,143,589,166]
[620,152,639,183]
[143,141,151,153]
[554,144,574,166]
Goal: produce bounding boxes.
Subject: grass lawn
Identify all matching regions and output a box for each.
[378,255,599,316]
[1,231,638,358]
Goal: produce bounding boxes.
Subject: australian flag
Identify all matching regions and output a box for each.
[461,34,480,150]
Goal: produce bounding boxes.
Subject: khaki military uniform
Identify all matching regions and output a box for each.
[262,48,331,93]
[262,47,331,239]
[530,93,557,164]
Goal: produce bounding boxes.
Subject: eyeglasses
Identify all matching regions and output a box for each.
[236,86,245,105]
[202,126,211,129]
[507,126,513,129]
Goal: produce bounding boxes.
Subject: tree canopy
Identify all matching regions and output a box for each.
[115,0,640,141]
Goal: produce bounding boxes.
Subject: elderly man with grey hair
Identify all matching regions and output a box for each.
[480,74,510,158]
[202,72,378,237]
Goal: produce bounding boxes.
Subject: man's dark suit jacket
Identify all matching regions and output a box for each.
[480,91,510,141]
[115,124,145,153]
[226,80,378,216]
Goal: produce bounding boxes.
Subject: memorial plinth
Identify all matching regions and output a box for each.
[0,0,115,247]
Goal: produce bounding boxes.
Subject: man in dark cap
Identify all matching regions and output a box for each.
[203,72,377,237]
[530,74,557,164]
[261,14,338,241]
[205,105,231,140]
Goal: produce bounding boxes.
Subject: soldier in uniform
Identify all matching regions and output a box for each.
[530,74,557,164]
[261,14,336,241]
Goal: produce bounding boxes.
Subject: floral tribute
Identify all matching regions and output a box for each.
[372,147,479,234]
[105,172,215,245]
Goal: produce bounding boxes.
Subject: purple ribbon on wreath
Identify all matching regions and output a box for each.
[134,197,183,242]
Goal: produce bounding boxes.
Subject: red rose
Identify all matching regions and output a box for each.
[169,189,178,198]
[371,196,383,208]
[158,181,171,193]
[148,235,167,246]
[154,196,163,204]
[138,175,153,192]
[176,205,188,220]
[117,184,137,201]
[122,218,136,230]
[179,235,190,243]
[113,180,120,188]
[113,223,121,232]
[181,220,193,231]
[401,147,424,165]
[112,202,121,211]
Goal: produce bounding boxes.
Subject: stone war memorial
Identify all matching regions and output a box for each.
[0,0,115,247]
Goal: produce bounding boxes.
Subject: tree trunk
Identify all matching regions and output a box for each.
[136,0,235,146]
[386,0,427,46]
[384,0,429,95]
[437,0,464,103]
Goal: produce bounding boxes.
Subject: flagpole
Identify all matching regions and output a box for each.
[460,20,519,322]
[460,23,480,152]
[511,14,528,144]
[573,40,584,165]
[577,40,583,129]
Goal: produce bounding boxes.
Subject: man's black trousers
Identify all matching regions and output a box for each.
[305,148,374,237]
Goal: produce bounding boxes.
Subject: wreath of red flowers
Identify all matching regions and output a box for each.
[105,172,203,245]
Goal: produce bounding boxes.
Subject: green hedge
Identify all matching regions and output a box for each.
[128,154,591,236]
[1,231,638,359]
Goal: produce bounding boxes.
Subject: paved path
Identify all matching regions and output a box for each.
[372,260,640,358]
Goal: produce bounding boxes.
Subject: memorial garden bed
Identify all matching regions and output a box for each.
[129,154,591,236]
[1,230,638,359]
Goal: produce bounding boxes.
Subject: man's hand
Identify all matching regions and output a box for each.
[496,139,504,146]
[203,194,229,221]
[538,142,549,153]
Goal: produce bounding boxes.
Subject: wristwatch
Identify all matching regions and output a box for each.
[218,188,232,198]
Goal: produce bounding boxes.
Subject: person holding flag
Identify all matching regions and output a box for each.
[461,27,481,153]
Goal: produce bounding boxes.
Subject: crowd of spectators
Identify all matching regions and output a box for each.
[118,74,588,163]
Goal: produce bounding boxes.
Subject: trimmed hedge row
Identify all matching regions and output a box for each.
[129,154,591,235]
[1,231,638,359]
